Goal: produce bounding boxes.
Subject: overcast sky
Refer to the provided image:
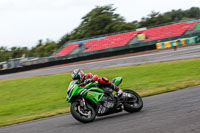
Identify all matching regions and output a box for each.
[0,0,199,48]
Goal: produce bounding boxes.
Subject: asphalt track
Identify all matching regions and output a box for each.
[1,85,200,133]
[0,45,200,80]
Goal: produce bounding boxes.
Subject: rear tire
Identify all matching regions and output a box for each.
[70,101,96,123]
[123,89,143,113]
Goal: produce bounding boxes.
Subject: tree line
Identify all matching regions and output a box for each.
[1,5,200,62]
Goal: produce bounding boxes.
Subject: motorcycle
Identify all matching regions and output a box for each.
[66,77,143,123]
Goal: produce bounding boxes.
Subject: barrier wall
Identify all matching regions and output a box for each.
[156,36,198,49]
[0,45,155,74]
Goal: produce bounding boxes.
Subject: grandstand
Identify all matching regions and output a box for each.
[55,43,79,57]
[54,19,200,57]
[1,19,200,73]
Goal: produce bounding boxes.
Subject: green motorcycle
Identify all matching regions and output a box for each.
[66,77,143,123]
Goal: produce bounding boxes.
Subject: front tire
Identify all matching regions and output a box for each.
[123,89,143,113]
[70,101,96,123]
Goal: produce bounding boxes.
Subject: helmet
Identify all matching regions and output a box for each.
[72,69,84,80]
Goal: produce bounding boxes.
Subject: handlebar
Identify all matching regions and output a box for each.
[78,79,95,87]
[78,82,86,87]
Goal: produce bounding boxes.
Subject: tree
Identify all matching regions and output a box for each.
[70,5,136,40]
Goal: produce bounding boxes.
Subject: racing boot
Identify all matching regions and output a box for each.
[117,89,133,99]
[109,83,129,99]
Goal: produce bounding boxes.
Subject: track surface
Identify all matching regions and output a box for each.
[0,45,200,80]
[1,85,200,133]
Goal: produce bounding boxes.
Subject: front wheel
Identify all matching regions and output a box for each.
[70,101,96,123]
[123,89,143,113]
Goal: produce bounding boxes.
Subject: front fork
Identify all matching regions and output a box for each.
[79,98,87,110]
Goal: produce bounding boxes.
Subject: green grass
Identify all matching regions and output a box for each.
[0,58,200,126]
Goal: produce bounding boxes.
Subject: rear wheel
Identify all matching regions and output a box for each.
[70,101,96,123]
[123,89,143,113]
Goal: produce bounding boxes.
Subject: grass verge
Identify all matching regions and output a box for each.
[0,58,200,127]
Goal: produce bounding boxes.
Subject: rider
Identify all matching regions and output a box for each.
[71,68,124,96]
